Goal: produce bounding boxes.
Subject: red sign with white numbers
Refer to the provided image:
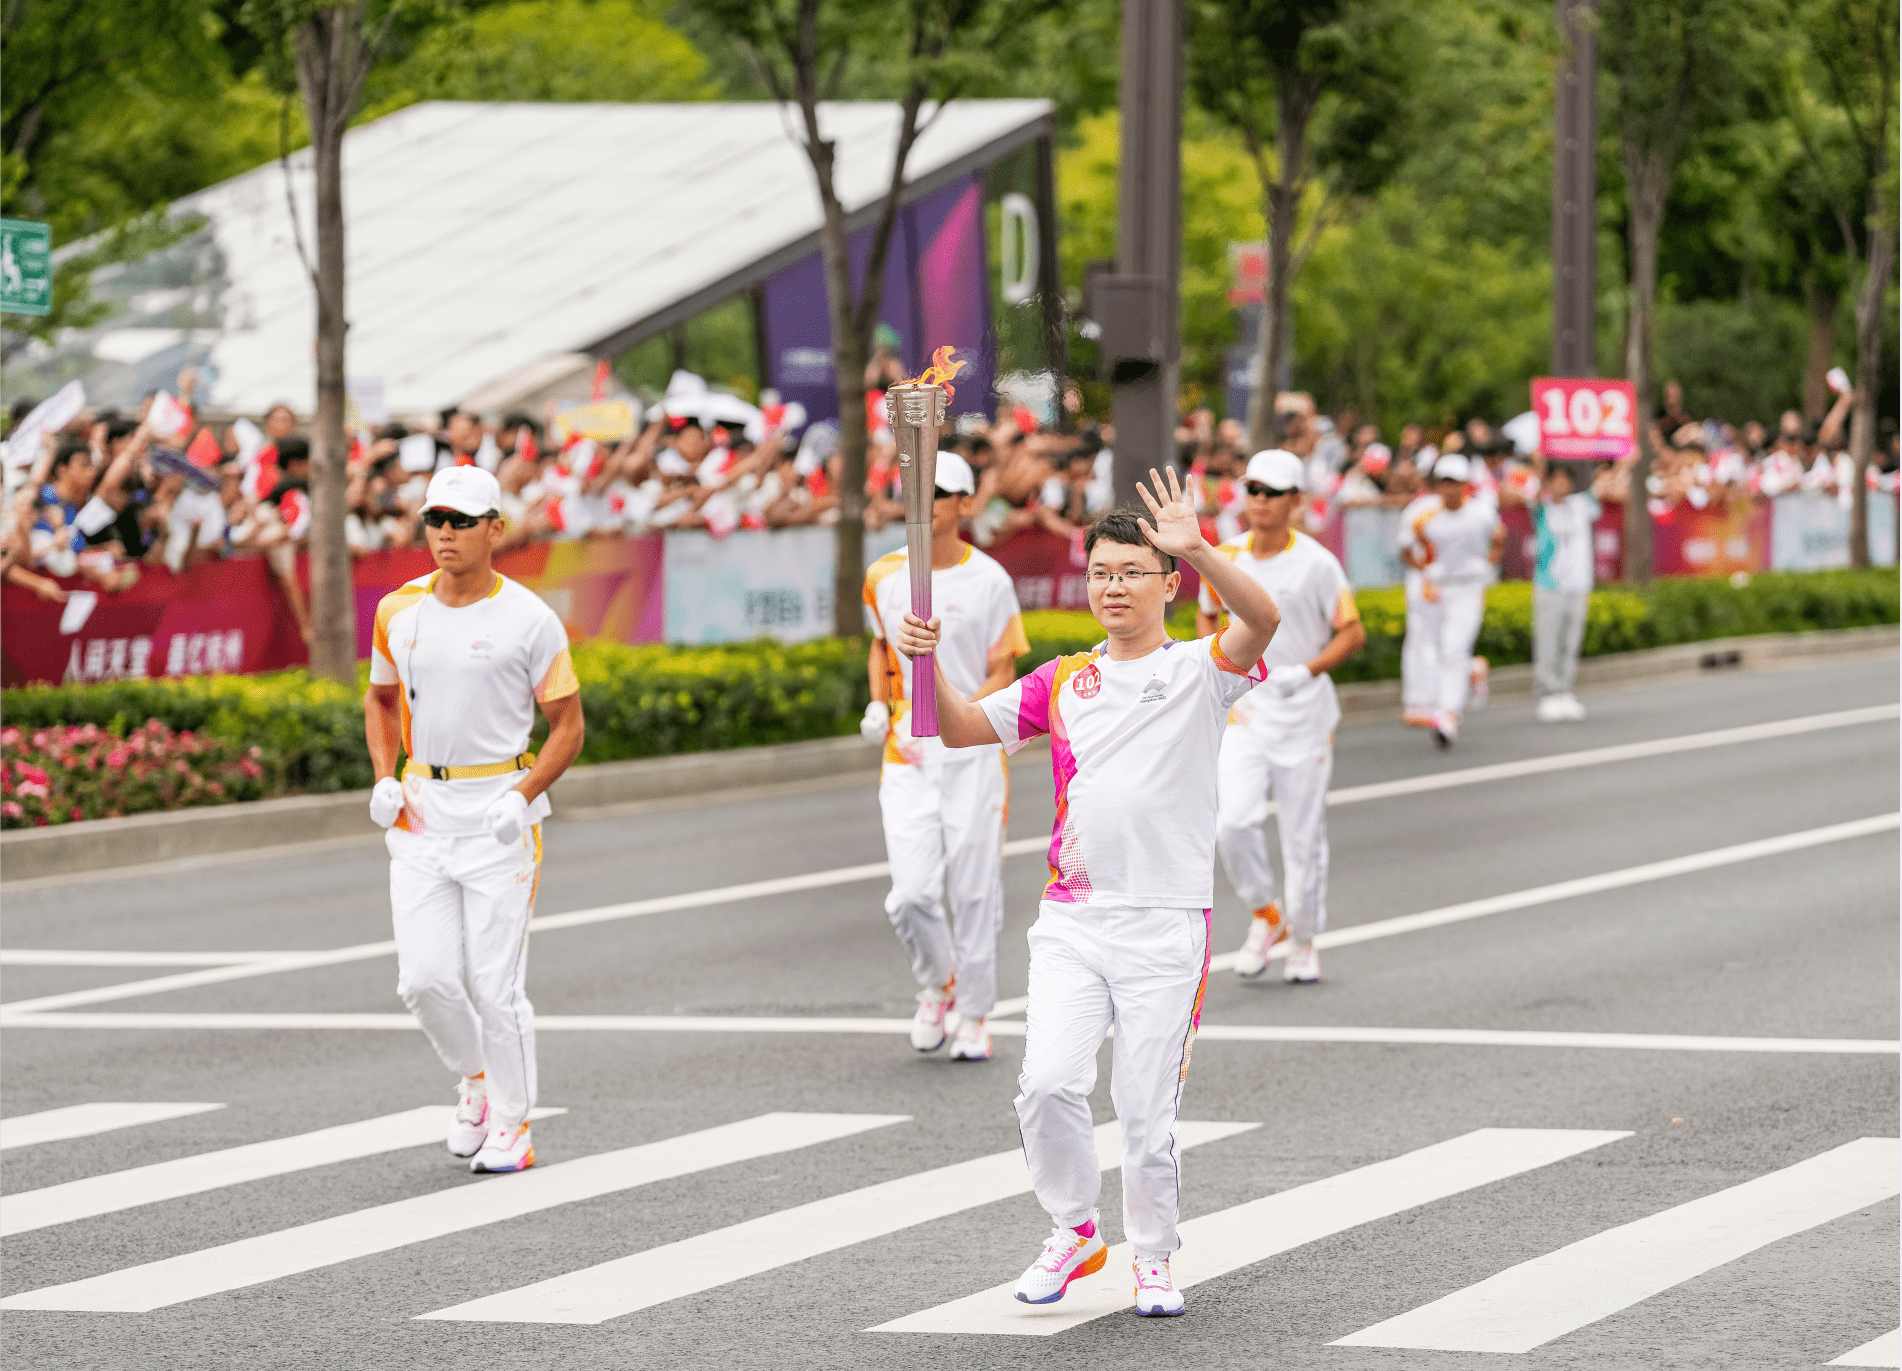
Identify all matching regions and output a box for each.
[1531,377,1638,459]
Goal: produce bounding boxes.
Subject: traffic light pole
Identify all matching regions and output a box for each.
[1101,0,1183,506]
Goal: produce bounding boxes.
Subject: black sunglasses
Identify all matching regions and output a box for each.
[1244,481,1297,498]
[422,508,495,529]
[933,487,963,501]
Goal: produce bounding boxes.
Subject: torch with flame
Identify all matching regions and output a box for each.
[883,346,968,738]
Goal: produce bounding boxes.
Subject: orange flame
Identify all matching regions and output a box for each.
[896,345,968,404]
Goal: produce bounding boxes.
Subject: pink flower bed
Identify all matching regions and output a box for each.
[1,722,267,828]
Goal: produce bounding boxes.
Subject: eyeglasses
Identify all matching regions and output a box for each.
[422,508,493,529]
[932,488,962,501]
[1245,482,1297,498]
[1086,569,1170,586]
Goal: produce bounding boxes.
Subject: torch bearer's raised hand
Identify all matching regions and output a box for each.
[1135,466,1208,561]
[893,612,942,660]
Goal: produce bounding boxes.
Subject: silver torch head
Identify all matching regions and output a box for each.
[886,383,946,530]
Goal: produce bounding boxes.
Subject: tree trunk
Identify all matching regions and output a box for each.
[1621,145,1667,586]
[1247,86,1308,451]
[1801,278,1838,424]
[819,198,869,638]
[1847,210,1893,569]
[296,8,360,684]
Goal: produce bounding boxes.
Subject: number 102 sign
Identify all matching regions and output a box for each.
[1531,377,1637,459]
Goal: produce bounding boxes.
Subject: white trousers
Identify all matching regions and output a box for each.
[1534,586,1589,699]
[1214,722,1333,943]
[878,745,1008,1019]
[1400,574,1435,716]
[387,824,541,1130]
[1414,581,1488,719]
[1015,902,1210,1257]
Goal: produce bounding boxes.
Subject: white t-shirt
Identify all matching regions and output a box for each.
[1400,498,1499,585]
[865,544,1027,765]
[980,634,1265,908]
[1535,492,1599,594]
[370,571,579,837]
[1199,530,1359,737]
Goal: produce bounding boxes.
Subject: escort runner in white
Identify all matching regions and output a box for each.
[1198,449,1365,985]
[891,470,1280,1319]
[363,466,586,1175]
[1530,456,1600,722]
[861,450,1029,1062]
[1397,452,1503,747]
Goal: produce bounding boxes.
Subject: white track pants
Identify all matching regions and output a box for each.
[1400,574,1435,717]
[1214,723,1333,943]
[1015,902,1210,1257]
[387,824,541,1130]
[878,745,1008,1019]
[1415,581,1488,719]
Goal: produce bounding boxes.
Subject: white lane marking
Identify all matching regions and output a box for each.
[1,1103,226,1150]
[5,705,1888,1013]
[870,1127,1629,1335]
[419,1119,1257,1324]
[1832,1328,1902,1367]
[0,950,283,967]
[3,1012,1894,1055]
[1334,1136,1901,1352]
[0,1105,565,1237]
[0,1113,905,1313]
[985,812,1902,1023]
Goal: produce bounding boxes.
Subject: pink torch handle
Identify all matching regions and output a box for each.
[908,572,938,736]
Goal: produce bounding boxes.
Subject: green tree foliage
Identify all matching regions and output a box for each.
[362,0,715,111]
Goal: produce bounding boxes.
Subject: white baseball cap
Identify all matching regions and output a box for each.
[934,450,976,496]
[1244,448,1305,492]
[423,465,502,516]
[1431,452,1473,484]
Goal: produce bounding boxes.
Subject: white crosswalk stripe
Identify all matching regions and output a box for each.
[0,1105,564,1237]
[1831,1328,1902,1367]
[869,1126,1628,1335]
[0,1103,225,1151]
[418,1119,1259,1324]
[0,1113,905,1313]
[1334,1136,1901,1352]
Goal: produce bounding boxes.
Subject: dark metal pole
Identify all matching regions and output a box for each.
[1553,0,1598,377]
[1106,0,1182,505]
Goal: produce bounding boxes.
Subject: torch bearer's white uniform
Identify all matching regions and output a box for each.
[865,543,1028,1024]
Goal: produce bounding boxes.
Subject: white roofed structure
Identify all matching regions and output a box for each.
[9,99,1053,417]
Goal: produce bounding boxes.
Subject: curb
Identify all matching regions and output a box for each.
[0,733,881,884]
[1334,623,1898,719]
[3,624,1893,883]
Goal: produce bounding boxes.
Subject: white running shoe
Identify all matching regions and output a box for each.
[1133,1255,1186,1316]
[1014,1214,1108,1304]
[1433,711,1458,748]
[947,1016,992,1061]
[447,1074,488,1157]
[910,985,953,1052]
[1233,904,1285,978]
[1283,941,1321,984]
[1560,692,1588,720]
[1535,695,1567,723]
[470,1120,534,1173]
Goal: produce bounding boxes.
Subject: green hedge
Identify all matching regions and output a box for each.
[4,569,1892,820]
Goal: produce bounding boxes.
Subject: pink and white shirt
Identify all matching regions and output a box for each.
[980,634,1264,909]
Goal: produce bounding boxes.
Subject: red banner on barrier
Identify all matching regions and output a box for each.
[2,536,667,687]
[983,527,1201,613]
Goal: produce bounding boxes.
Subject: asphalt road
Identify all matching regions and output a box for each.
[2,654,1897,1370]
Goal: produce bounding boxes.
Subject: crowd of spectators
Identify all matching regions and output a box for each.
[5,365,1898,624]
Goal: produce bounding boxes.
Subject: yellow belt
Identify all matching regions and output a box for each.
[403,752,534,782]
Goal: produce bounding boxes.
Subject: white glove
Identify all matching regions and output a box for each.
[486,789,529,847]
[368,776,404,829]
[1265,663,1313,697]
[859,699,891,744]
